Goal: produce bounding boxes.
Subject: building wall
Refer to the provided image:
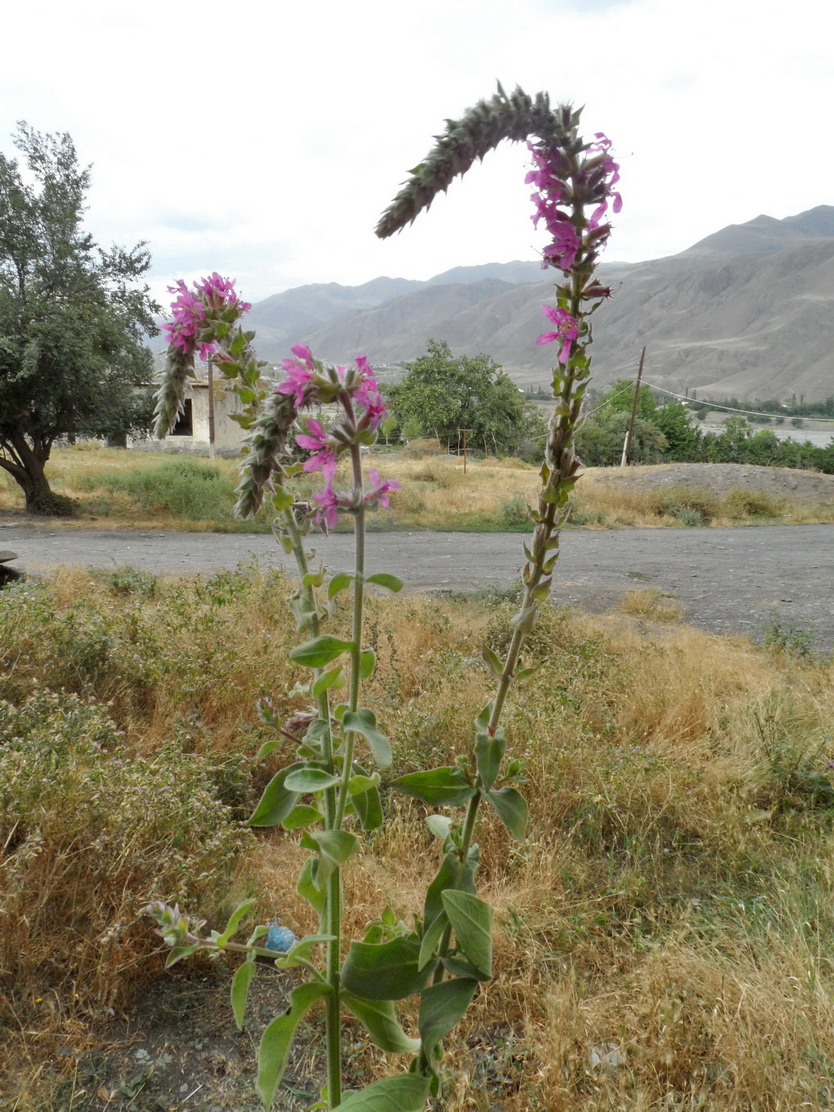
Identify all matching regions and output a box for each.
[133,381,249,456]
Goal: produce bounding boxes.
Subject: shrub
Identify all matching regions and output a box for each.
[81,457,237,521]
[657,486,719,525]
[723,487,783,519]
[499,494,530,528]
[0,691,253,1011]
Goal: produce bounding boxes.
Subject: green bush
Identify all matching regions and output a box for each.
[82,457,237,520]
[499,494,530,528]
[657,486,719,525]
[723,487,783,519]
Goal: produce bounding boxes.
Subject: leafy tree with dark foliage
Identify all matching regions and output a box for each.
[0,124,158,513]
[387,339,546,456]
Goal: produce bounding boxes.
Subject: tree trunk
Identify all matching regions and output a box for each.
[0,433,77,516]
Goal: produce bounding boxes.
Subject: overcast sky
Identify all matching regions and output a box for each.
[3,0,833,310]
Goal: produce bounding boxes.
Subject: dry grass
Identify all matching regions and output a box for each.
[618,587,686,623]
[4,448,834,532]
[3,567,834,1109]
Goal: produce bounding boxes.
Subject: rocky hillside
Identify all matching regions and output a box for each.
[155,207,834,400]
[290,206,834,399]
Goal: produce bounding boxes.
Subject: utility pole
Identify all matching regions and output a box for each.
[620,346,646,467]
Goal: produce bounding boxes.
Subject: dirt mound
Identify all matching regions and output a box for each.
[586,462,834,504]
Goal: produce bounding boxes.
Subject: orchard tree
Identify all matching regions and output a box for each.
[387,339,545,456]
[0,124,159,514]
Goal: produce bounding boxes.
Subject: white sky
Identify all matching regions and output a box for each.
[3,0,834,309]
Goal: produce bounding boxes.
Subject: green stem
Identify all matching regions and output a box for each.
[418,209,589,1080]
[280,504,342,1108]
[334,441,366,830]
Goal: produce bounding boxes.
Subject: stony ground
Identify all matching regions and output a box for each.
[589,461,834,501]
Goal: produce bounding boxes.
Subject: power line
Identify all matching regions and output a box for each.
[642,380,834,424]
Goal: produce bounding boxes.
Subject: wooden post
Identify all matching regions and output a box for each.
[620,346,646,467]
[207,358,216,462]
[459,428,472,473]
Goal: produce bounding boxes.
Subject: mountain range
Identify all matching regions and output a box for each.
[178,206,834,400]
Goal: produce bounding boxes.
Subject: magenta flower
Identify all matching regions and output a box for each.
[541,218,580,272]
[290,344,316,372]
[354,378,387,430]
[163,280,207,356]
[195,272,251,314]
[296,419,337,476]
[536,305,579,364]
[278,358,314,409]
[365,468,400,510]
[312,483,340,530]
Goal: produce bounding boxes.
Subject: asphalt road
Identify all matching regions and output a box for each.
[1,522,831,648]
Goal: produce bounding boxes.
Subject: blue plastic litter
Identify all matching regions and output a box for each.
[265,922,298,953]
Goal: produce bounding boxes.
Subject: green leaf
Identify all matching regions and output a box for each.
[302,570,326,588]
[165,943,200,967]
[418,978,478,1055]
[255,738,282,763]
[290,636,356,669]
[272,487,294,511]
[391,767,477,807]
[348,773,381,795]
[531,578,552,603]
[257,981,330,1108]
[474,702,493,731]
[217,898,256,945]
[328,571,354,599]
[341,936,433,1000]
[509,603,537,634]
[359,649,376,680]
[313,666,345,696]
[441,953,491,982]
[364,573,404,592]
[441,891,493,979]
[418,911,448,970]
[475,730,506,792]
[425,814,453,842]
[248,763,303,827]
[341,992,421,1055]
[514,661,545,683]
[274,933,334,969]
[481,646,503,677]
[281,803,324,831]
[309,829,359,886]
[297,857,326,916]
[484,787,528,840]
[351,764,384,832]
[334,1074,431,1112]
[284,768,341,793]
[423,852,465,928]
[343,708,392,769]
[231,960,256,1030]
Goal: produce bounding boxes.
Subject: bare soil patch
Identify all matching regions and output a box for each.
[588,461,834,503]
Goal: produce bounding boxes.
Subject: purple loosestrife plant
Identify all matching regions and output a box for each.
[148,82,619,1112]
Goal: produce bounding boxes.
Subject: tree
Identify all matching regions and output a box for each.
[0,124,158,513]
[653,402,703,460]
[596,378,658,421]
[387,340,545,457]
